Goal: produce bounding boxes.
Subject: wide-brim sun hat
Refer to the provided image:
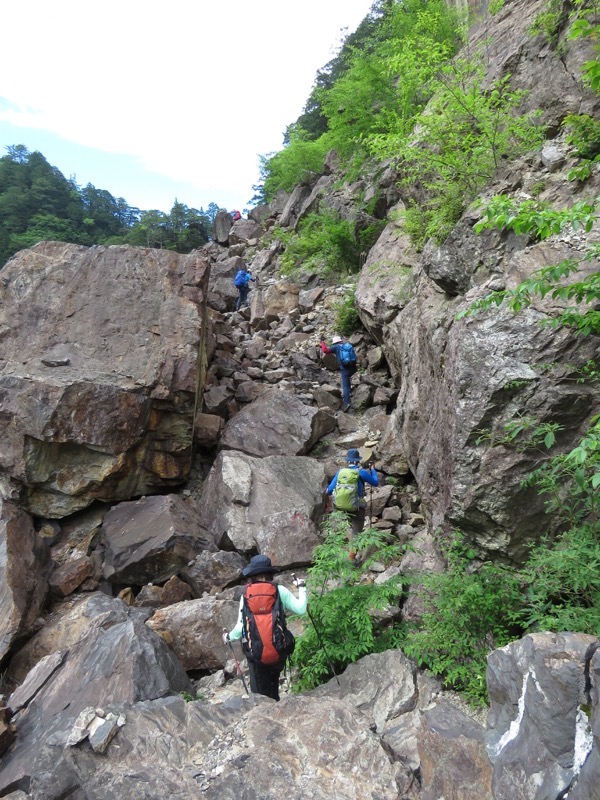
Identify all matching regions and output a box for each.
[331,335,343,343]
[242,554,280,577]
[346,448,361,462]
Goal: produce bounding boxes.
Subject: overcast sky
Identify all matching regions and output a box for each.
[0,0,374,215]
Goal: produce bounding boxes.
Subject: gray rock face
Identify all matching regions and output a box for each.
[220,389,336,457]
[0,597,192,794]
[102,493,216,585]
[0,501,48,664]
[213,209,233,243]
[487,632,599,800]
[198,450,326,564]
[0,242,211,518]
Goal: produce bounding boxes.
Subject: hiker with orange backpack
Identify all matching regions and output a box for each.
[222,555,307,700]
[326,448,378,561]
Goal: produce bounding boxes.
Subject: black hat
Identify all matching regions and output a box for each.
[346,448,361,462]
[242,554,279,577]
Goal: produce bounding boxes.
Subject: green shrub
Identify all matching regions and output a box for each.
[292,512,405,692]
[334,289,361,336]
[279,210,362,277]
[402,533,523,705]
[563,113,600,160]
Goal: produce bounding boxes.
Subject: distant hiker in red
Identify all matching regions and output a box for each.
[223,555,307,700]
[320,334,358,412]
[232,209,242,221]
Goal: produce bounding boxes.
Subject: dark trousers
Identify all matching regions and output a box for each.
[236,285,249,310]
[340,364,357,406]
[247,659,284,701]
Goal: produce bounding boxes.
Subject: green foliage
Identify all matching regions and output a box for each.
[402,533,523,705]
[370,60,544,246]
[256,133,331,203]
[334,288,361,336]
[568,0,600,93]
[475,415,563,452]
[277,209,368,277]
[529,0,568,45]
[292,512,404,692]
[255,0,461,201]
[563,113,600,160]
[518,524,600,635]
[461,195,600,334]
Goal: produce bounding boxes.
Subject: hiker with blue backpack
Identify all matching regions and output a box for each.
[320,334,357,412]
[222,554,307,700]
[326,448,379,561]
[233,266,255,310]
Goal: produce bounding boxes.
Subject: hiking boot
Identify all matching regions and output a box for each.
[349,549,356,562]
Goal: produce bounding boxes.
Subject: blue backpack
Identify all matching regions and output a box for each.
[337,342,357,367]
[234,270,248,288]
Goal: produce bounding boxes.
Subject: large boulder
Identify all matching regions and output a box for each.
[486,632,599,800]
[220,389,336,457]
[197,450,326,563]
[0,597,192,794]
[0,501,48,664]
[102,493,216,585]
[0,242,211,518]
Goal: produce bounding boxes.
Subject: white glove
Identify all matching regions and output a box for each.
[293,577,306,588]
[222,632,230,645]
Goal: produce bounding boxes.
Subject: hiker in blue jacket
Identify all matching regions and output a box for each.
[233,266,255,310]
[320,334,357,412]
[326,448,378,560]
[223,555,307,700]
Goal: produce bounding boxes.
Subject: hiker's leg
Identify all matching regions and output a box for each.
[351,507,366,537]
[236,288,243,310]
[247,660,261,695]
[249,662,281,700]
[241,285,249,307]
[340,367,351,407]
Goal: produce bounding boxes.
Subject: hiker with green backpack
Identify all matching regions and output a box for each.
[326,448,379,561]
[222,555,307,701]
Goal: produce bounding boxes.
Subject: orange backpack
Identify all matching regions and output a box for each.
[241,582,295,665]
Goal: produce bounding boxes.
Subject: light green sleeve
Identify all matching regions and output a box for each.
[228,596,244,641]
[278,585,307,615]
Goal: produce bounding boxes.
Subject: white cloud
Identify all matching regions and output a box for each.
[0,0,374,209]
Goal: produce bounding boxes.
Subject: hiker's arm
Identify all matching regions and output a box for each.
[320,341,332,354]
[359,467,379,487]
[326,473,338,495]
[227,596,244,641]
[279,584,307,615]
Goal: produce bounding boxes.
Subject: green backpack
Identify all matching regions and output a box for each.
[332,467,361,512]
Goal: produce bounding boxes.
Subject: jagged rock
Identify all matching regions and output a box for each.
[279,185,313,228]
[0,243,211,517]
[197,450,326,563]
[260,281,301,326]
[181,550,245,597]
[355,218,419,339]
[0,601,192,794]
[219,389,336,457]
[146,595,238,670]
[350,382,374,410]
[229,219,262,245]
[419,700,493,800]
[299,286,325,311]
[8,651,65,713]
[7,593,147,683]
[159,575,192,605]
[194,412,223,447]
[102,494,216,585]
[213,209,233,244]
[487,632,599,800]
[49,556,93,597]
[0,501,48,663]
[203,384,234,416]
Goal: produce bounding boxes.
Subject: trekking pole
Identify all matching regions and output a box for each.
[223,629,249,695]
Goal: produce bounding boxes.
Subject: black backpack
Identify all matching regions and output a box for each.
[241,582,295,665]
